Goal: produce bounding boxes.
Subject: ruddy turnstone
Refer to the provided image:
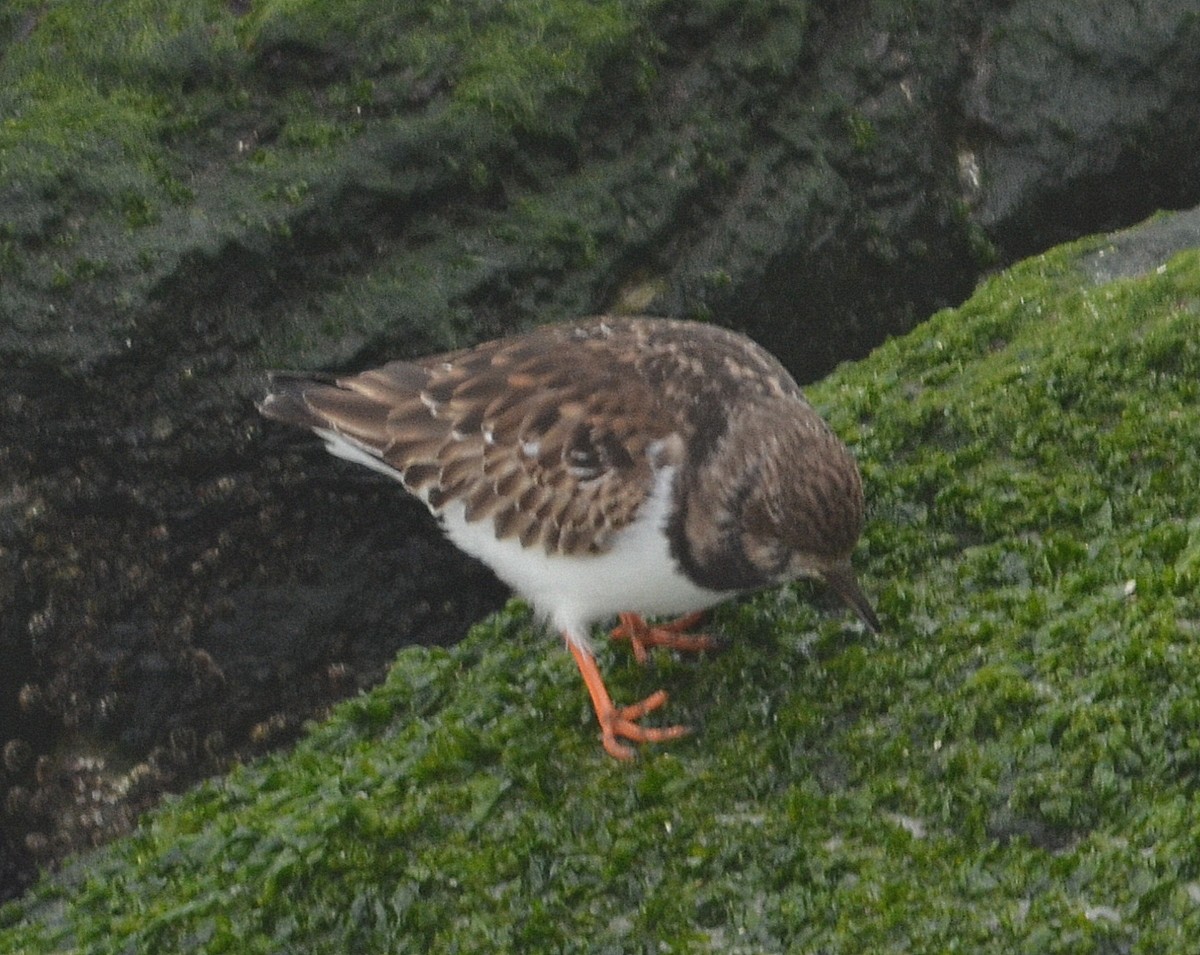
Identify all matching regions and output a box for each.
[259,316,879,759]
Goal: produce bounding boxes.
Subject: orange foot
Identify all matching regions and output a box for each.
[568,640,690,760]
[610,611,718,665]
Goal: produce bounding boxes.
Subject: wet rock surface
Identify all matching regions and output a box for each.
[2,0,1199,900]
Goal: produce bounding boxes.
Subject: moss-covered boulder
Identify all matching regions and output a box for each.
[2,225,1198,951]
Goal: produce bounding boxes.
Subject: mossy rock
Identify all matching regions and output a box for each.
[3,228,1199,952]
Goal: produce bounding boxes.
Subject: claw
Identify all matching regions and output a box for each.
[567,639,691,759]
[610,611,718,664]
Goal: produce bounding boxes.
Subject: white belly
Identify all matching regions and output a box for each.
[437,464,729,644]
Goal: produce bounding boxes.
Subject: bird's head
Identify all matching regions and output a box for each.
[739,409,881,633]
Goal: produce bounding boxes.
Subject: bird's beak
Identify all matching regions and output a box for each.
[822,561,882,634]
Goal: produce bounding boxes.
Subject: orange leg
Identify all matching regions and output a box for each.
[567,639,690,760]
[610,611,718,665]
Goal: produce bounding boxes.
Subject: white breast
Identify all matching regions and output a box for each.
[441,463,728,645]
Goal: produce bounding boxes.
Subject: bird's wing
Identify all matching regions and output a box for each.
[263,321,684,556]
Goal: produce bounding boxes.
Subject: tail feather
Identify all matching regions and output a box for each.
[257,373,331,432]
[259,371,397,452]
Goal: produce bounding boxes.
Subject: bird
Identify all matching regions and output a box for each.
[258,316,880,759]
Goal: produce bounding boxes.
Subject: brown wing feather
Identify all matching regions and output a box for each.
[268,322,686,556]
[403,328,679,555]
[261,316,808,557]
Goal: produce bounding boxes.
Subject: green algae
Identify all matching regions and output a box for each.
[4,233,1199,953]
[0,0,670,362]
